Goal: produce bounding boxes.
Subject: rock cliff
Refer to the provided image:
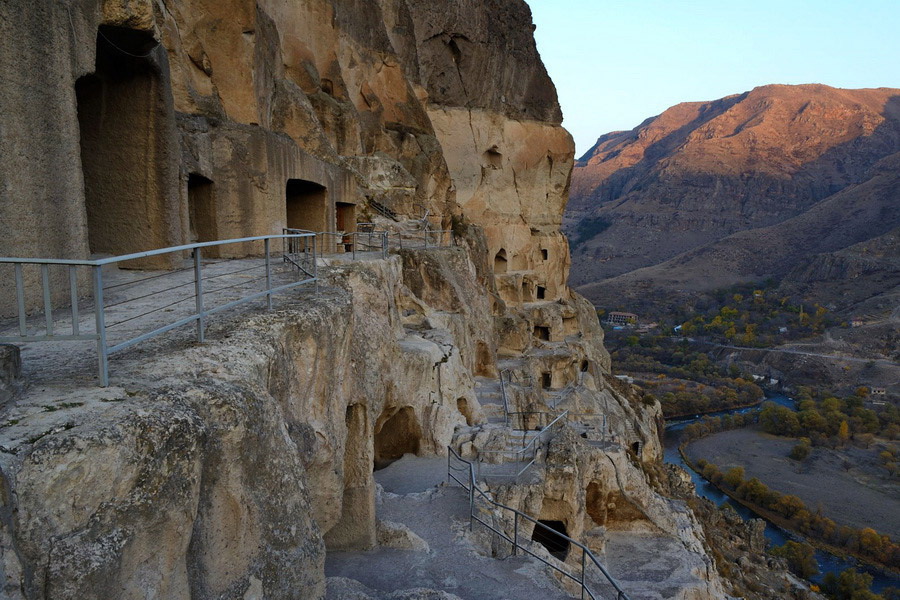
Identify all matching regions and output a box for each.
[0,1,751,599]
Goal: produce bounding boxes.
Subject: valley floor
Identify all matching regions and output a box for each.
[684,428,900,540]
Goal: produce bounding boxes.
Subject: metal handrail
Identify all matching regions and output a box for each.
[447,446,631,600]
[1,233,316,386]
[476,410,569,481]
[283,228,390,260]
[498,368,533,428]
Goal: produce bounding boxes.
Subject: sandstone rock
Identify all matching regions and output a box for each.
[0,345,22,407]
[376,520,430,552]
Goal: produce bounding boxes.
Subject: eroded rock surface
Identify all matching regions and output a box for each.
[0,0,773,598]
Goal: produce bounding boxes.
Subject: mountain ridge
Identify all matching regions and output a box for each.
[565,83,900,317]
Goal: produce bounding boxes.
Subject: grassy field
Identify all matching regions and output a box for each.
[685,427,900,541]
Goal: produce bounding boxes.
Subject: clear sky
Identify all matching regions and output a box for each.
[527,0,900,158]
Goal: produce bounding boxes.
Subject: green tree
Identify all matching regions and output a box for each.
[822,397,843,412]
[773,494,805,518]
[790,441,811,461]
[723,466,745,488]
[823,568,879,600]
[771,540,818,578]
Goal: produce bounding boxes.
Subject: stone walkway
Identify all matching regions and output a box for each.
[1,251,388,387]
[325,455,573,600]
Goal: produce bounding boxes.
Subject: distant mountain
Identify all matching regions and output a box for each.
[565,84,900,318]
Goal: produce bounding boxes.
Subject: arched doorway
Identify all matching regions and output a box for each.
[373,407,422,470]
[494,249,508,274]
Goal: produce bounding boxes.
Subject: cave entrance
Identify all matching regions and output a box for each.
[335,202,356,232]
[335,202,356,253]
[373,407,421,471]
[188,174,216,245]
[532,520,570,561]
[541,372,552,389]
[286,179,328,234]
[76,26,171,261]
[536,286,546,300]
[494,249,508,274]
[456,397,474,426]
[534,325,550,341]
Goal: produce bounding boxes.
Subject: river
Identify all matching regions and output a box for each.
[663,395,898,593]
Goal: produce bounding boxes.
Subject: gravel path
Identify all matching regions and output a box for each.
[326,455,573,600]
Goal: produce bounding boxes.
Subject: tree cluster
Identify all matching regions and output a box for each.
[821,568,899,600]
[607,335,764,416]
[681,411,759,442]
[696,459,900,571]
[758,386,900,447]
[674,284,836,346]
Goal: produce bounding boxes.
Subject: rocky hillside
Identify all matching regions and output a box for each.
[565,84,900,316]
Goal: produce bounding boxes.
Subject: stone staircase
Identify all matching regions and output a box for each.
[470,375,553,484]
[474,376,506,425]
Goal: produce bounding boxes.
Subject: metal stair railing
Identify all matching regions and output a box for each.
[368,199,399,221]
[448,446,632,600]
[476,410,569,480]
[499,369,535,428]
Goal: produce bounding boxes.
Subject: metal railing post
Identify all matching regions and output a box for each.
[265,238,273,310]
[513,512,518,555]
[41,265,52,336]
[313,233,319,296]
[469,467,475,531]
[15,263,26,336]
[352,233,357,260]
[581,549,586,599]
[69,266,79,336]
[194,248,205,342]
[92,265,108,387]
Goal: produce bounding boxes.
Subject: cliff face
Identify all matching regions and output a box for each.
[0,1,736,599]
[565,85,900,302]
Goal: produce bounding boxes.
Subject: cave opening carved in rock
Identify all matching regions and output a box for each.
[188,174,216,245]
[532,519,570,561]
[76,25,172,259]
[586,481,606,526]
[494,248,508,274]
[456,397,474,426]
[373,406,422,471]
[286,179,328,233]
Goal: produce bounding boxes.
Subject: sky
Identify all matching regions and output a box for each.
[527,0,900,158]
